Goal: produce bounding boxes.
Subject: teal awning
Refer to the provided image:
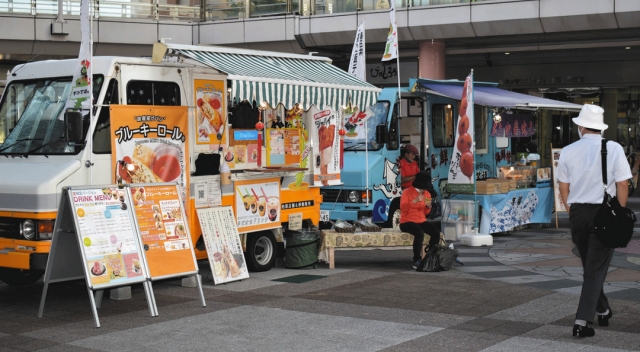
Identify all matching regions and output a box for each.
[164,44,380,111]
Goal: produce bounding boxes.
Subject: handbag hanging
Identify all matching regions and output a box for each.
[593,139,636,248]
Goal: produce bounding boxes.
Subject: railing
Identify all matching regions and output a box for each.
[0,0,500,21]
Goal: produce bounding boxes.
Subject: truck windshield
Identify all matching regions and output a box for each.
[343,101,389,152]
[0,76,103,155]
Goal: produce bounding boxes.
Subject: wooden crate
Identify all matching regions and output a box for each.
[476,181,502,194]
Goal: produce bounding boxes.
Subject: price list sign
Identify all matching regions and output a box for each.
[70,188,146,289]
[130,184,198,279]
[196,207,249,285]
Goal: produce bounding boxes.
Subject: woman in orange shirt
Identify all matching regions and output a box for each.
[399,171,440,269]
[398,144,420,190]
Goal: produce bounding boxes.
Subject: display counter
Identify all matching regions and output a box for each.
[450,187,553,235]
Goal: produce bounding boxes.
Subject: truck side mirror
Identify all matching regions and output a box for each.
[65,110,84,144]
[375,124,387,145]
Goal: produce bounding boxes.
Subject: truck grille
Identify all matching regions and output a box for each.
[0,218,20,239]
[321,189,345,203]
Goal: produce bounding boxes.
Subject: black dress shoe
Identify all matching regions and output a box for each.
[598,309,613,327]
[573,324,595,337]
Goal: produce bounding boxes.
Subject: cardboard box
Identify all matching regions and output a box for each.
[485,179,510,193]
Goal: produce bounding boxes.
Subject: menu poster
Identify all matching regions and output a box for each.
[234,178,281,233]
[266,128,302,166]
[71,187,146,288]
[130,184,198,278]
[309,107,340,186]
[551,147,566,212]
[197,207,249,285]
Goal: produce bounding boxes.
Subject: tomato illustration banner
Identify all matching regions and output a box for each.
[490,112,536,137]
[234,178,281,233]
[309,107,340,186]
[110,106,189,201]
[130,184,197,278]
[448,72,475,193]
[194,79,226,145]
[71,187,146,288]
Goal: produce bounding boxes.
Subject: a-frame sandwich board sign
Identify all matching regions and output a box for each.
[129,183,206,308]
[38,186,157,328]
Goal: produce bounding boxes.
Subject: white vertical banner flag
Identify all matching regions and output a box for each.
[381,1,397,62]
[65,0,92,112]
[448,71,475,193]
[348,21,366,81]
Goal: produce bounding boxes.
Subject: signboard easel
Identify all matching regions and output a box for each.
[129,183,206,307]
[38,186,157,328]
[197,207,250,285]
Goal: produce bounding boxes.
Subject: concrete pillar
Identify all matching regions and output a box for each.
[418,40,446,79]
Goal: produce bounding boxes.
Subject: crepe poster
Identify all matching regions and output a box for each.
[71,188,145,288]
[266,128,301,166]
[309,107,340,186]
[109,105,189,202]
[194,79,227,145]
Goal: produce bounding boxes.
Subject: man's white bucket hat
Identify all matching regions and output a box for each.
[572,104,608,131]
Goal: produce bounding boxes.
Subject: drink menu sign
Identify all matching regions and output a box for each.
[71,187,146,289]
[197,207,249,285]
[130,184,198,279]
[233,178,281,233]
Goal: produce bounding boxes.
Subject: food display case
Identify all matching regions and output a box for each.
[498,166,537,189]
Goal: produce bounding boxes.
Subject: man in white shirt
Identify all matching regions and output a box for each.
[557,104,632,338]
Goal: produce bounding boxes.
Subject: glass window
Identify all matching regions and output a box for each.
[432,103,454,147]
[387,103,399,150]
[343,101,389,152]
[93,79,120,154]
[474,105,487,154]
[0,75,104,155]
[126,81,181,106]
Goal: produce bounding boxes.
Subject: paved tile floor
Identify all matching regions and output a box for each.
[1,201,640,351]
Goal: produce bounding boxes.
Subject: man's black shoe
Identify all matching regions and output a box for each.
[572,324,595,337]
[598,309,612,327]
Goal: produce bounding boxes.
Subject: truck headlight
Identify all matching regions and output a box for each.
[348,191,359,203]
[21,220,35,240]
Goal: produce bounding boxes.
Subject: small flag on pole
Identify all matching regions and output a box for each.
[381,1,397,62]
[348,21,366,81]
[65,0,92,113]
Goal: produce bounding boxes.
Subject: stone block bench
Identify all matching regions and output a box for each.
[318,228,441,269]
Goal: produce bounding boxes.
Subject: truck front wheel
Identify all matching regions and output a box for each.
[0,268,44,286]
[246,231,276,272]
[384,198,401,230]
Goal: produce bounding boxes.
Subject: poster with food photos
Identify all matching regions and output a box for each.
[194,79,227,145]
[234,178,281,233]
[196,207,249,285]
[130,184,198,279]
[309,107,340,186]
[70,187,147,289]
[551,147,566,213]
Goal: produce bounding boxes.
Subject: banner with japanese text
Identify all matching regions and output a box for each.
[348,21,366,81]
[448,72,475,193]
[110,106,189,201]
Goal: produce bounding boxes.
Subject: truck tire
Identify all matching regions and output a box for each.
[384,198,401,230]
[0,268,44,286]
[246,231,276,272]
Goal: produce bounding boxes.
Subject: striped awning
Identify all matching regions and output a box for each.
[164,44,380,111]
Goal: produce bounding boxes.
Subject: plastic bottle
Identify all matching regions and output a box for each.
[220,162,231,185]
